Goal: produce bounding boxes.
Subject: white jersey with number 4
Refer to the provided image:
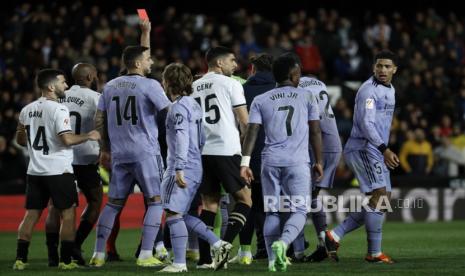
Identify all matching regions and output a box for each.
[61,85,100,165]
[19,97,73,175]
[192,72,246,156]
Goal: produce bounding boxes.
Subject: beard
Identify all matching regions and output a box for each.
[57,92,66,99]
[144,67,152,76]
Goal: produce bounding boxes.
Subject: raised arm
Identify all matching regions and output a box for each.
[140,20,151,48]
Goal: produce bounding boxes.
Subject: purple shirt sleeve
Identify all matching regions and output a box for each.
[172,103,190,171]
[147,80,171,111]
[357,86,384,147]
[97,91,106,111]
[307,94,320,121]
[248,98,262,124]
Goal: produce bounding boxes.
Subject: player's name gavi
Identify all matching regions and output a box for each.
[28,110,42,118]
[270,91,298,100]
[59,96,84,107]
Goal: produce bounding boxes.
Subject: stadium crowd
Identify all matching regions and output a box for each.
[1,2,465,191]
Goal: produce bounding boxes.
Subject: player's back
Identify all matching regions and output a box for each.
[249,86,319,167]
[99,74,171,163]
[165,96,204,181]
[299,76,342,153]
[61,85,100,165]
[19,97,73,175]
[191,72,245,156]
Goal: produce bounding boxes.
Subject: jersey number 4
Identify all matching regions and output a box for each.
[112,96,138,125]
[195,95,220,124]
[25,125,49,155]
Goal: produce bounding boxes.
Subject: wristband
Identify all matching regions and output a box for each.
[240,156,251,167]
[378,144,388,153]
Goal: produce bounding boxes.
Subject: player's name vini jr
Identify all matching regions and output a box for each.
[270,91,298,100]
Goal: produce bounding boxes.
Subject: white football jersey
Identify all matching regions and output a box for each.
[19,97,73,175]
[192,72,246,156]
[61,85,100,165]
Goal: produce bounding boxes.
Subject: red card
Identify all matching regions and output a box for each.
[137,9,149,20]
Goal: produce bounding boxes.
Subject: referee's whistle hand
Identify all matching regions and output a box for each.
[240,167,254,185]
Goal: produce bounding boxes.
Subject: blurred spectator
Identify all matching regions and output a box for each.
[434,136,465,177]
[439,115,453,137]
[295,34,322,75]
[399,129,434,175]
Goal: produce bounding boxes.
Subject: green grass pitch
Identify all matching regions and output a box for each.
[1,221,465,275]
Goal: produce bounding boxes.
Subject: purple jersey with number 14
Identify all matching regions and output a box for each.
[97,74,171,163]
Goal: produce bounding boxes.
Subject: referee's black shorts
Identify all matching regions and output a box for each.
[25,173,78,210]
[200,155,247,196]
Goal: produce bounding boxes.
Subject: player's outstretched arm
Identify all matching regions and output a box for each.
[15,123,27,146]
[240,123,260,185]
[309,120,324,182]
[60,130,100,146]
[140,20,151,48]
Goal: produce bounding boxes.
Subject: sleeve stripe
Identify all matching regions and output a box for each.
[233,103,247,108]
[57,130,72,136]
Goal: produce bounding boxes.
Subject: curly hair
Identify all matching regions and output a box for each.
[162,63,193,97]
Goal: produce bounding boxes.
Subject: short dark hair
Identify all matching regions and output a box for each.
[250,53,274,72]
[374,50,398,66]
[122,46,149,69]
[162,63,193,96]
[36,69,65,90]
[205,46,234,67]
[272,54,300,83]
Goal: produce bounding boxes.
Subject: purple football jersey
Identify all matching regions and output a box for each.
[165,96,204,182]
[299,76,342,153]
[248,86,320,167]
[344,76,395,156]
[98,74,171,163]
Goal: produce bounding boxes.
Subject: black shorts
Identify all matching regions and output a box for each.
[25,174,78,210]
[73,164,101,191]
[200,155,247,196]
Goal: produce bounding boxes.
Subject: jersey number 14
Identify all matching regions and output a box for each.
[25,125,49,155]
[112,96,138,125]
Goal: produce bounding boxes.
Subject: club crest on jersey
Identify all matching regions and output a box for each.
[365,99,374,109]
[64,118,69,126]
[175,113,184,125]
